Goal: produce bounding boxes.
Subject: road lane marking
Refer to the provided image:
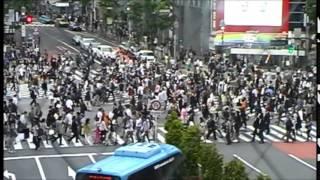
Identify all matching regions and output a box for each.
[271,125,305,142]
[27,134,36,149]
[88,154,96,163]
[60,137,69,147]
[42,140,53,149]
[35,157,46,180]
[64,29,117,46]
[288,154,316,171]
[233,154,267,176]
[13,140,23,150]
[71,138,83,147]
[239,134,251,142]
[157,133,166,143]
[247,126,280,142]
[158,127,167,134]
[4,152,114,160]
[57,39,80,53]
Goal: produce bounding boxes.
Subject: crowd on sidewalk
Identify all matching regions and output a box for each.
[3,37,316,153]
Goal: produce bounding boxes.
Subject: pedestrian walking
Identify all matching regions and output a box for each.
[32,124,42,150]
[284,117,295,143]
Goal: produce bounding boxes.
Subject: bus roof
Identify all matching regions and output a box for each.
[77,143,181,177]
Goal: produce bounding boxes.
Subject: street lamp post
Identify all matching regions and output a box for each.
[220,20,225,57]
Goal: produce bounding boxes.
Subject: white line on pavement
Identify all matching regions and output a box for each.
[288,154,316,171]
[158,127,167,134]
[233,154,267,176]
[4,152,114,161]
[88,154,96,163]
[157,133,166,143]
[35,157,46,180]
[57,39,80,53]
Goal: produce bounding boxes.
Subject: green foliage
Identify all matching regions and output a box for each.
[179,126,201,176]
[257,174,272,180]
[100,0,120,20]
[128,0,174,39]
[5,0,32,12]
[80,0,91,6]
[305,0,316,22]
[223,159,249,180]
[164,110,179,131]
[199,143,224,180]
[164,111,183,149]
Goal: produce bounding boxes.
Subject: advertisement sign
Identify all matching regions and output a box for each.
[224,0,282,26]
[215,0,289,33]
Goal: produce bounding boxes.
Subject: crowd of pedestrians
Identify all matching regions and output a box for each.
[3,39,316,153]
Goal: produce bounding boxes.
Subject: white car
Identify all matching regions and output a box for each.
[72,35,82,45]
[92,45,116,59]
[80,38,96,50]
[136,50,156,62]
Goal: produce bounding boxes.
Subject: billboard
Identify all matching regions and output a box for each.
[216,0,289,33]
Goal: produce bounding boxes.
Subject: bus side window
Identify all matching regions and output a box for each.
[128,154,184,180]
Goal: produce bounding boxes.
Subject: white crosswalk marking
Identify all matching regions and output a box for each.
[239,134,251,142]
[42,140,53,148]
[116,135,125,145]
[270,125,305,142]
[4,123,317,151]
[247,126,280,142]
[60,137,69,147]
[71,138,83,147]
[6,82,53,99]
[13,140,23,150]
[27,134,36,149]
[157,133,166,143]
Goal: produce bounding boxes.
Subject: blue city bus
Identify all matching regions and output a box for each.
[76,143,183,180]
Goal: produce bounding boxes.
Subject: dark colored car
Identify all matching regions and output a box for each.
[69,22,82,31]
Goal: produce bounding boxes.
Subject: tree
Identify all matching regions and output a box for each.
[164,111,184,149]
[305,0,316,22]
[128,0,174,41]
[99,0,120,31]
[5,0,32,12]
[179,126,202,177]
[223,159,249,180]
[198,143,224,180]
[164,110,179,131]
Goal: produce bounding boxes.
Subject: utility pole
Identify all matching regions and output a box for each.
[304,13,310,65]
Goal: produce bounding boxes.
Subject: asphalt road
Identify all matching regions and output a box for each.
[4,25,316,180]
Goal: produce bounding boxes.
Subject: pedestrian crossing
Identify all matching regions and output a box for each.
[3,123,316,151]
[157,123,317,144]
[5,83,54,99]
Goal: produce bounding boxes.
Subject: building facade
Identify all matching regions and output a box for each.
[174,0,213,55]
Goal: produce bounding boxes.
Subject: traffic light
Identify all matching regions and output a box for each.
[26,16,32,24]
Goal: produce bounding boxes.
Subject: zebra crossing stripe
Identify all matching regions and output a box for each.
[218,132,227,143]
[244,131,269,142]
[270,125,305,142]
[301,122,317,131]
[158,127,167,134]
[42,140,53,148]
[247,126,280,142]
[116,135,125,145]
[14,140,23,150]
[27,134,36,149]
[157,133,166,143]
[71,138,83,147]
[60,137,69,147]
[238,133,251,142]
